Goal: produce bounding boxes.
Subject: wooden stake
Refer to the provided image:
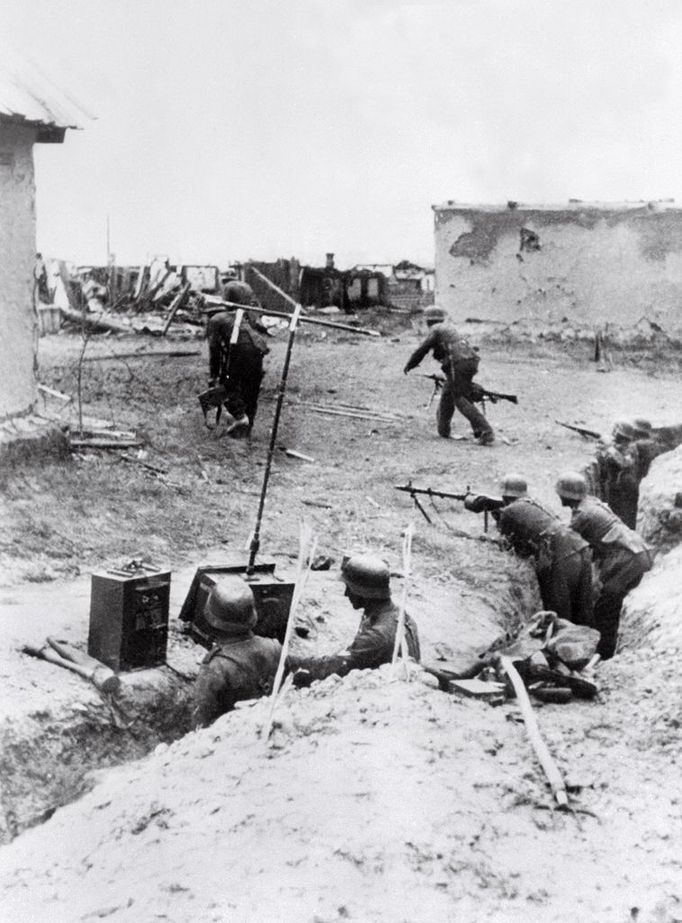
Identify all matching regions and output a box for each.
[263,521,318,739]
[392,522,414,669]
[499,655,569,808]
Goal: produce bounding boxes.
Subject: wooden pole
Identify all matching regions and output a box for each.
[246,267,381,337]
[499,656,569,808]
[161,282,191,336]
[247,305,302,572]
[263,520,317,738]
[392,522,414,668]
[216,298,380,337]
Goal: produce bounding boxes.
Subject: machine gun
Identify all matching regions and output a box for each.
[421,374,518,411]
[395,482,504,533]
[394,482,473,528]
[555,420,602,440]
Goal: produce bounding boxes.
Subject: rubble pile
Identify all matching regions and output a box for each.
[479,315,681,351]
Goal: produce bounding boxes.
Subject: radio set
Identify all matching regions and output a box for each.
[88,561,171,672]
[178,558,295,649]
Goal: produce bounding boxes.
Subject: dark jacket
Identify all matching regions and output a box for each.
[570,496,652,594]
[497,497,589,568]
[206,311,270,357]
[286,598,420,683]
[192,632,282,729]
[404,322,478,375]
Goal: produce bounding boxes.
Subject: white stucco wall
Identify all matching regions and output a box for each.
[434,205,682,332]
[0,120,38,418]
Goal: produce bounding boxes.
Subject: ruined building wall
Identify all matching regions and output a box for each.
[0,122,38,418]
[434,205,682,332]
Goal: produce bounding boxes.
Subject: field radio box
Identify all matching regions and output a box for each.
[179,559,294,649]
[88,563,171,671]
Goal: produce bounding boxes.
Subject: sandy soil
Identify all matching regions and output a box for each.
[0,319,681,921]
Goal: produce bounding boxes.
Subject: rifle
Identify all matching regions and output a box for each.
[555,420,602,440]
[421,375,518,409]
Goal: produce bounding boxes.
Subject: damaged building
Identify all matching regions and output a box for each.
[0,61,87,418]
[433,200,682,333]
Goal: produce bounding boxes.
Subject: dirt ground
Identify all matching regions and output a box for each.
[0,317,681,921]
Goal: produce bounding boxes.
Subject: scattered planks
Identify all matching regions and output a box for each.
[81,349,200,363]
[69,428,142,451]
[285,399,404,424]
[499,656,569,808]
[61,305,133,335]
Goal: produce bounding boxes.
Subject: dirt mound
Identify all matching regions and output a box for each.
[1,662,681,923]
[638,445,682,553]
[620,545,682,655]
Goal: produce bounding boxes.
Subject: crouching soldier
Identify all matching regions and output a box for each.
[465,474,594,628]
[286,553,421,687]
[403,306,494,445]
[192,580,282,729]
[556,472,653,660]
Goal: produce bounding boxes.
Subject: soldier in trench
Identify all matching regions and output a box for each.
[556,471,653,660]
[465,474,594,627]
[403,306,495,445]
[192,580,282,729]
[582,420,640,529]
[286,553,421,686]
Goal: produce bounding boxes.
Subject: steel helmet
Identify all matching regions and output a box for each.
[632,418,652,439]
[500,474,528,499]
[611,420,635,442]
[205,578,258,632]
[555,472,587,501]
[339,553,391,599]
[424,306,447,325]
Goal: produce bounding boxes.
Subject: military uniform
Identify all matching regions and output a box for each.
[206,311,270,427]
[404,322,493,442]
[569,495,652,659]
[192,633,282,729]
[286,599,420,683]
[496,497,594,627]
[582,444,639,529]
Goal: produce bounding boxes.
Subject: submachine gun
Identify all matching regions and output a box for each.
[394,482,503,533]
[422,374,518,412]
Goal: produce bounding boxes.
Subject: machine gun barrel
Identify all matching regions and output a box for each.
[394,483,471,502]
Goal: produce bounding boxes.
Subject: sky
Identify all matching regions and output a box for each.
[2,0,681,269]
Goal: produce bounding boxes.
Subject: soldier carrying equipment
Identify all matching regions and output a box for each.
[403,307,495,445]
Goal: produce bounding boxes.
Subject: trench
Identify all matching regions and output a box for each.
[0,665,194,844]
